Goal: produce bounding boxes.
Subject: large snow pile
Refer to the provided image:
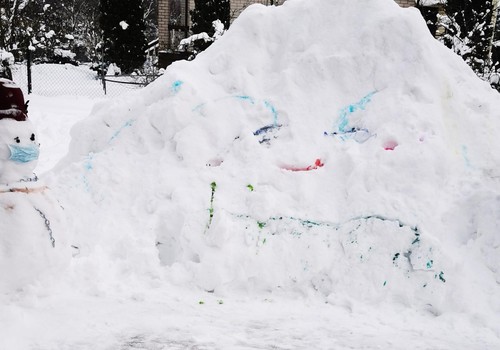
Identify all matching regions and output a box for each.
[3,0,500,346]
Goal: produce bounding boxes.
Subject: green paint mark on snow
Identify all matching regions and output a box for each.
[206,182,217,232]
[263,238,267,244]
[218,300,224,305]
[257,221,266,229]
[426,260,434,269]
[199,301,205,305]
[247,184,254,191]
[383,281,387,286]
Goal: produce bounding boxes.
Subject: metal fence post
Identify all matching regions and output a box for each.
[27,48,32,94]
[102,67,107,95]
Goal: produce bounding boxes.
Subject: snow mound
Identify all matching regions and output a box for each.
[50,0,500,321]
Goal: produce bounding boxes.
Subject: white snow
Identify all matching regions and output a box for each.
[178,32,211,50]
[119,20,129,30]
[1,0,500,348]
[53,48,76,59]
[0,49,14,65]
[45,30,55,39]
[179,20,226,50]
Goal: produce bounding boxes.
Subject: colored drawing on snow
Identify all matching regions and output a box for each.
[205,181,217,233]
[383,140,398,151]
[192,95,280,128]
[281,159,324,172]
[254,124,281,136]
[234,95,256,104]
[109,119,135,144]
[337,91,376,133]
[461,145,472,168]
[263,100,279,126]
[326,91,376,142]
[82,152,94,192]
[324,127,375,143]
[171,80,183,94]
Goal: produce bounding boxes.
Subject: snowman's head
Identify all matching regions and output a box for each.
[0,80,39,184]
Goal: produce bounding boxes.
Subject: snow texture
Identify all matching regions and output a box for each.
[119,21,129,30]
[2,0,500,348]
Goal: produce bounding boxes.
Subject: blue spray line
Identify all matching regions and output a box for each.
[192,94,281,134]
[82,152,94,193]
[336,91,376,133]
[171,80,183,94]
[263,100,279,127]
[108,119,135,144]
[82,119,135,192]
[231,212,419,236]
[239,211,443,282]
[461,145,473,168]
[324,91,377,141]
[207,183,445,284]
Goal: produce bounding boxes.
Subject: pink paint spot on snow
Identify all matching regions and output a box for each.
[383,140,398,151]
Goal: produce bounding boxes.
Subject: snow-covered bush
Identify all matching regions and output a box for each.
[178,19,227,57]
[0,49,14,79]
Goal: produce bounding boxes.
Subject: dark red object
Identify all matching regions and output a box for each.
[0,78,28,121]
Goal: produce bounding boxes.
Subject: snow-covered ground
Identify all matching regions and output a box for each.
[2,0,500,348]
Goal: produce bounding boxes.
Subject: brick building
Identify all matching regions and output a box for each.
[157,0,417,66]
[159,1,417,51]
[395,0,415,8]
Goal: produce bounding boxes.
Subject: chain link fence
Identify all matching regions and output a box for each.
[10,61,161,98]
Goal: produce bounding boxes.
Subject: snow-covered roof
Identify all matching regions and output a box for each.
[418,0,446,6]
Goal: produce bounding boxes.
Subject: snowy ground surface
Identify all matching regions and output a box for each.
[2,0,500,349]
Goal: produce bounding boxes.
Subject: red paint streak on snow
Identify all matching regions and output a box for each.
[282,159,324,172]
[383,140,398,151]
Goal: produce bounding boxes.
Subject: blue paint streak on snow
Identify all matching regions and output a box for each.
[264,100,279,127]
[192,95,279,127]
[324,127,375,144]
[461,145,472,168]
[254,124,281,136]
[171,80,183,94]
[109,119,135,144]
[82,152,94,193]
[234,95,256,104]
[336,91,376,133]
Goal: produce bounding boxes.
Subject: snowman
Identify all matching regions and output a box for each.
[0,79,70,294]
[0,79,40,186]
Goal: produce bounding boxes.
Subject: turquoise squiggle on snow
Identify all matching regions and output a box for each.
[109,119,135,144]
[193,95,279,127]
[171,80,183,94]
[336,91,376,133]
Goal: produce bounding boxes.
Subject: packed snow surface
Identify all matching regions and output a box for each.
[2,0,500,348]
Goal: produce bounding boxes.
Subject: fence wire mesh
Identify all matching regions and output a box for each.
[10,62,160,98]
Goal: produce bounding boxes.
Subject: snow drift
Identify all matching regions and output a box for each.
[24,0,500,330]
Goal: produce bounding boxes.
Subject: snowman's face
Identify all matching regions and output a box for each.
[0,118,40,184]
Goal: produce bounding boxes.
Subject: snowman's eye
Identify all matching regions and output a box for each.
[30,133,35,141]
[14,137,20,144]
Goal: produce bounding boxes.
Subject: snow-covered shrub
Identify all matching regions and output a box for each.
[0,49,14,79]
